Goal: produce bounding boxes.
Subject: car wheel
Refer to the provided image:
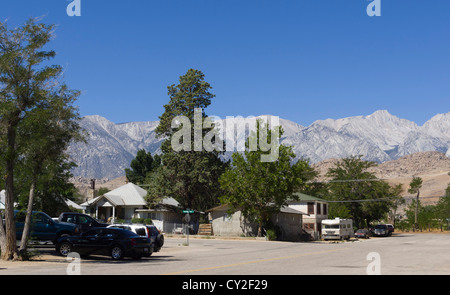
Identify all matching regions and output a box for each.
[156,235,164,248]
[111,245,124,260]
[58,242,72,257]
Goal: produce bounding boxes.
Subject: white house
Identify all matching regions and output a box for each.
[81,182,148,222]
[81,183,184,233]
[287,193,329,240]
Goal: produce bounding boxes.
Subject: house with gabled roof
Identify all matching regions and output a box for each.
[81,182,148,222]
[207,203,308,241]
[287,192,329,240]
[81,182,184,232]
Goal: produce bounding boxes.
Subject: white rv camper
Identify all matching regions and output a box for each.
[321,218,353,240]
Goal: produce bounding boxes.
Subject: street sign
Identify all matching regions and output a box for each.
[181,210,194,246]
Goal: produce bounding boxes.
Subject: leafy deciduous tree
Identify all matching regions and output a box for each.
[0,18,82,260]
[219,121,316,237]
[125,149,161,185]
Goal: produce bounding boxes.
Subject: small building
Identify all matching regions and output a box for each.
[287,192,329,240]
[207,204,307,242]
[135,197,185,233]
[81,182,148,222]
[81,183,185,233]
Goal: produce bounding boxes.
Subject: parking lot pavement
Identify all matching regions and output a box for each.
[1,233,449,275]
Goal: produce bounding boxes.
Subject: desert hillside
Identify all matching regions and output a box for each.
[313,151,450,205]
[71,151,450,206]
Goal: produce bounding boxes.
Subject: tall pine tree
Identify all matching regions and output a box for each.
[151,69,228,211]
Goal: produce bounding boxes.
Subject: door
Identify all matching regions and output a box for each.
[74,228,103,254]
[97,229,115,247]
[33,212,56,241]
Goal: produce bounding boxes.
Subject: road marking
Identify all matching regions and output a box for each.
[162,248,347,275]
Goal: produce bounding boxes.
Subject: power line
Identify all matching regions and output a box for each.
[308,178,383,184]
[323,195,448,203]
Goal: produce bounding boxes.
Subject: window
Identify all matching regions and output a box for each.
[35,213,51,224]
[317,203,321,215]
[223,213,232,222]
[135,227,147,236]
[323,204,328,215]
[62,214,75,223]
[78,215,93,224]
[307,202,314,215]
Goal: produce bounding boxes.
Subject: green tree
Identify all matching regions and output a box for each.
[326,156,395,228]
[150,69,228,211]
[408,176,423,230]
[435,184,450,230]
[0,18,82,260]
[219,120,315,237]
[387,184,404,226]
[125,149,161,184]
[16,89,83,256]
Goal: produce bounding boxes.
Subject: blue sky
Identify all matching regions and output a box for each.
[2,0,449,126]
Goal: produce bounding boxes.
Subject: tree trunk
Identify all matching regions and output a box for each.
[1,125,19,261]
[414,191,420,230]
[19,180,37,256]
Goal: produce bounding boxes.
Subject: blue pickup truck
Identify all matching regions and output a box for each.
[15,210,79,243]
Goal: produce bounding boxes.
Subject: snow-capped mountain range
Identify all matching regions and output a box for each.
[67,110,450,179]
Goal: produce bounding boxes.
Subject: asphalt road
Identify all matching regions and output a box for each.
[1,233,449,275]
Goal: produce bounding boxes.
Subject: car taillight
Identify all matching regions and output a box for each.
[147,228,151,238]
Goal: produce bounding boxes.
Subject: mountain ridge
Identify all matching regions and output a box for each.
[67,110,450,179]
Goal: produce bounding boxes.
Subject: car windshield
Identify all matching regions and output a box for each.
[356,229,366,233]
[323,224,339,229]
[375,225,386,229]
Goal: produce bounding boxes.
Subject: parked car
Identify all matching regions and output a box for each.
[146,225,164,251]
[354,229,371,239]
[386,224,394,235]
[108,224,164,253]
[15,210,79,244]
[372,224,390,237]
[57,212,109,232]
[56,227,153,260]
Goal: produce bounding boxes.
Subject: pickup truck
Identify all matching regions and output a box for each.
[57,212,109,233]
[15,210,79,243]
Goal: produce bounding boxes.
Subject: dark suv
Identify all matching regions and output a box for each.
[372,224,390,237]
[15,210,79,243]
[107,224,164,253]
[58,212,109,232]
